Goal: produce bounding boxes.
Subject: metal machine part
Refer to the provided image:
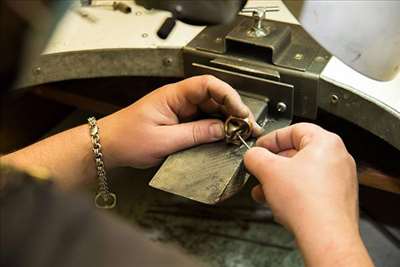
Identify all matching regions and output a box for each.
[183,15,329,119]
[135,0,246,40]
[150,13,329,203]
[284,0,400,81]
[80,1,132,14]
[240,6,280,38]
[150,94,292,205]
[135,0,246,26]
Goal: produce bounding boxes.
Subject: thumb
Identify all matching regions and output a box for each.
[244,147,285,183]
[161,119,225,153]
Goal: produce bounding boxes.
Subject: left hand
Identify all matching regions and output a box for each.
[99,75,261,169]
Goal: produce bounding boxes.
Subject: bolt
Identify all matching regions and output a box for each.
[175,4,183,12]
[33,67,41,75]
[330,94,339,104]
[276,102,287,112]
[163,57,173,66]
[294,53,304,61]
[141,33,148,38]
[314,56,325,63]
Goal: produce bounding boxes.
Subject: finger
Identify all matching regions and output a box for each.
[251,184,266,203]
[174,75,249,118]
[244,147,286,183]
[248,112,263,137]
[199,98,222,114]
[158,119,225,154]
[255,123,326,153]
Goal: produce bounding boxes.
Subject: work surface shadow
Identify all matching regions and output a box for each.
[109,165,400,267]
[110,166,303,267]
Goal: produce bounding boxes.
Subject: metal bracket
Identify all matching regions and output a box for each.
[183,15,330,119]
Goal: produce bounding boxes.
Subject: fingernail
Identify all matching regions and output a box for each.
[209,122,224,140]
[252,122,264,137]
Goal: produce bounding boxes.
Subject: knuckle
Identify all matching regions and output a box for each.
[326,133,345,148]
[347,154,357,169]
[191,123,204,145]
[199,74,215,86]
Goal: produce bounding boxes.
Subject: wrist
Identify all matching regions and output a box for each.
[294,218,373,267]
[96,116,120,170]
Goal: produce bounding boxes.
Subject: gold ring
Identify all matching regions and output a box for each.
[224,116,252,145]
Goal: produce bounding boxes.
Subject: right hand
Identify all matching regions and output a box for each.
[244,123,373,267]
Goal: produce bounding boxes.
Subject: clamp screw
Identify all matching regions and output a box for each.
[330,94,339,104]
[215,37,223,43]
[163,57,173,66]
[315,56,326,63]
[33,67,41,75]
[241,6,279,38]
[276,102,287,112]
[294,53,304,61]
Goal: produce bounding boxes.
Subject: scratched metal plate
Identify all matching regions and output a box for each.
[149,95,269,204]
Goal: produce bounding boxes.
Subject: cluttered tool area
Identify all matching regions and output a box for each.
[6,0,400,266]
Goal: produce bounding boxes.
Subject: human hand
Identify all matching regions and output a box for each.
[244,123,373,267]
[99,75,261,169]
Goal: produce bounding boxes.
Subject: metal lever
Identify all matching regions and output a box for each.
[240,6,280,37]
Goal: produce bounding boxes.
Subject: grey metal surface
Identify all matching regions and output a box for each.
[318,78,400,152]
[284,0,400,81]
[150,95,272,204]
[18,48,184,88]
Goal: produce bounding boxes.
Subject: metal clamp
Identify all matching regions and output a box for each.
[240,6,280,37]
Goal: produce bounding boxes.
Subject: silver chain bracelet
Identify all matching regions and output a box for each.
[88,117,117,209]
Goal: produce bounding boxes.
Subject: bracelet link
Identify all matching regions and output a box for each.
[88,117,117,209]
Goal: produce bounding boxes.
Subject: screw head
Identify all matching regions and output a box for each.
[163,57,173,66]
[276,102,287,112]
[33,67,41,75]
[330,94,339,104]
[215,37,223,43]
[175,5,183,12]
[314,56,326,63]
[294,53,304,61]
[141,33,148,38]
